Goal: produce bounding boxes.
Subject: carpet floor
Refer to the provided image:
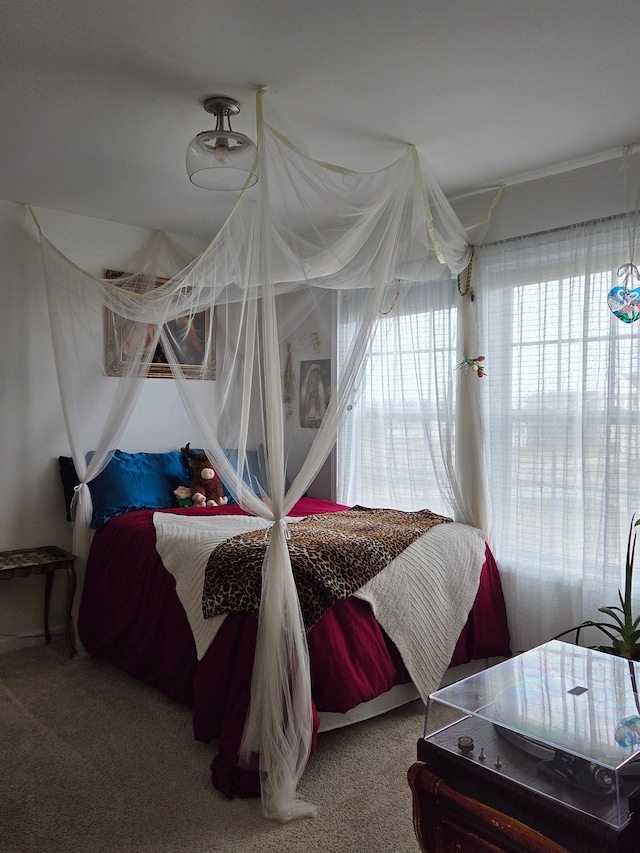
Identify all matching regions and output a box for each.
[0,640,456,853]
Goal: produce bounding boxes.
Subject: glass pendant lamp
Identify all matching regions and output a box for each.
[186,96,258,191]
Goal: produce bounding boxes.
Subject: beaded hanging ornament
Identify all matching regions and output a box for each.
[457,247,475,301]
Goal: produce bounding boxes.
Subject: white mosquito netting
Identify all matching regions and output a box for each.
[33,89,471,821]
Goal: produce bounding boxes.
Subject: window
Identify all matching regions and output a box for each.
[336,273,456,514]
[477,218,640,649]
[337,216,640,652]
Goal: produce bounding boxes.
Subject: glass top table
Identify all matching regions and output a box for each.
[423,640,640,827]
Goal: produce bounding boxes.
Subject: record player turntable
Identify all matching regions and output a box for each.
[494,725,616,798]
[417,641,640,850]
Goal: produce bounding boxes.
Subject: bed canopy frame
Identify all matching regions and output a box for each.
[31,89,487,821]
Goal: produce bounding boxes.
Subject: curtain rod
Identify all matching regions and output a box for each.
[480,211,629,249]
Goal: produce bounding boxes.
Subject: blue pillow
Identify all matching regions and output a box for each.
[89,450,191,529]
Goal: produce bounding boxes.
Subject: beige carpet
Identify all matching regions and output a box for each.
[0,640,457,853]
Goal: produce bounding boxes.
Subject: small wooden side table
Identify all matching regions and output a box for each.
[0,546,77,657]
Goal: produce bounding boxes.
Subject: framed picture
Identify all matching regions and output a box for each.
[299,359,331,428]
[104,270,216,379]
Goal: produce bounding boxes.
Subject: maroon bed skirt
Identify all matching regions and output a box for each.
[79,499,511,799]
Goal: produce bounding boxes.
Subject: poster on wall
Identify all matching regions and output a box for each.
[104,270,216,379]
[299,359,331,428]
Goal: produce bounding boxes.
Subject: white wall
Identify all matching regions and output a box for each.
[0,202,205,652]
[281,296,336,499]
[452,155,627,245]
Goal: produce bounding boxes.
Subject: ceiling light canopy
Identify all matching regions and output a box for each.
[186,96,258,191]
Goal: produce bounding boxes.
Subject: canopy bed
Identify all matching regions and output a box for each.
[81,502,509,799]
[37,89,504,820]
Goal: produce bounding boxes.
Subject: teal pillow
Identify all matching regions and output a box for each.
[89,450,191,529]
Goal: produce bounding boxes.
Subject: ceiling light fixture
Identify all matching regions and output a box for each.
[186,96,258,191]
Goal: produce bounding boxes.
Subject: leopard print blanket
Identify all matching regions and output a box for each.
[202,506,452,631]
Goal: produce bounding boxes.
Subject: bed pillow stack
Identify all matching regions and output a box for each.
[58,450,191,529]
[58,445,272,529]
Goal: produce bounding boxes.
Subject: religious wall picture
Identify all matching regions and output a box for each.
[104,270,216,379]
[299,359,330,428]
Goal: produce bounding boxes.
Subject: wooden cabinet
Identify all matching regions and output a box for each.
[408,761,569,853]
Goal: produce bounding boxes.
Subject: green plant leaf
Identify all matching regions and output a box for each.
[553,621,600,640]
[598,607,626,628]
[608,600,624,613]
[596,626,625,644]
[553,515,640,658]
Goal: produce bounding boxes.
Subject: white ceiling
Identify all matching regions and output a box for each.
[3,0,640,240]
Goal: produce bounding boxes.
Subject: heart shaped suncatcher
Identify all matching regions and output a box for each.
[607,285,640,323]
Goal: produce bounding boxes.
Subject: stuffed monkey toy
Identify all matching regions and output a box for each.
[183,444,228,506]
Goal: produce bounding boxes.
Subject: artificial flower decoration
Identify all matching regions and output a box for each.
[456,355,486,377]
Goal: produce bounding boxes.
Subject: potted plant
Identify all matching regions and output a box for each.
[554,513,640,660]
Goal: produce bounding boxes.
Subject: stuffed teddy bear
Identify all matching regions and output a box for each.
[183,444,228,507]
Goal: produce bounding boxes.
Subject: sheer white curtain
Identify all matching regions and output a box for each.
[34,89,470,821]
[36,226,199,637]
[476,216,640,653]
[336,268,489,531]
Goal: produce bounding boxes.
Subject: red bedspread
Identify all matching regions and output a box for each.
[78,498,511,798]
